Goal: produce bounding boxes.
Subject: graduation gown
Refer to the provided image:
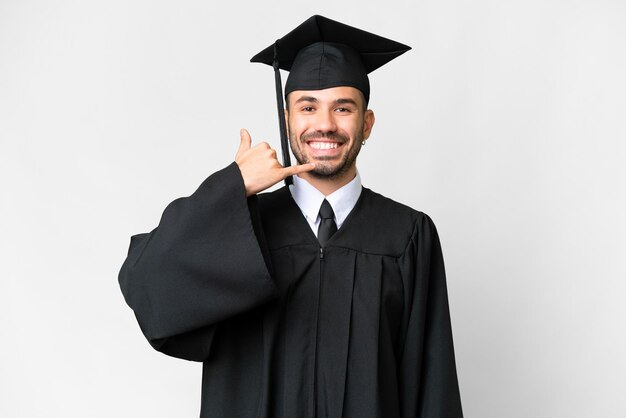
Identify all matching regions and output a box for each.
[119,163,463,418]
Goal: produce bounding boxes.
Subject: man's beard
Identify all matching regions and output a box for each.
[289,131,363,180]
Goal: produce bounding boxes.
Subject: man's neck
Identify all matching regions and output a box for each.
[297,167,357,196]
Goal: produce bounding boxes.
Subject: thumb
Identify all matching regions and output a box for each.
[236,128,252,157]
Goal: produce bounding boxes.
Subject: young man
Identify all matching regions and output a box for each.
[119,15,463,418]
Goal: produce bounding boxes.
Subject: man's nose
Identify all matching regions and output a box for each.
[313,110,337,132]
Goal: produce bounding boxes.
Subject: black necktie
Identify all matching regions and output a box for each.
[317,199,337,247]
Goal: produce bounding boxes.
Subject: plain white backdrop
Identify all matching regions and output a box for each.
[1,1,625,417]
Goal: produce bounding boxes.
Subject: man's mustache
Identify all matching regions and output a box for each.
[300,132,349,143]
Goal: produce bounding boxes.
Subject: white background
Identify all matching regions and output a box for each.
[1,1,625,417]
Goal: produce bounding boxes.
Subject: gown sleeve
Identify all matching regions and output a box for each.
[400,214,463,417]
[118,162,278,362]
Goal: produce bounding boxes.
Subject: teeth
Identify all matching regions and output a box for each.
[309,142,339,150]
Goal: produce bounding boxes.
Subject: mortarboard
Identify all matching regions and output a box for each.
[251,15,411,185]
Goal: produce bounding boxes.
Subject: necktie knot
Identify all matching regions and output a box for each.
[317,199,337,246]
[319,199,335,220]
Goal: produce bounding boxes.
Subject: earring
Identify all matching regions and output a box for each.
[361,140,366,146]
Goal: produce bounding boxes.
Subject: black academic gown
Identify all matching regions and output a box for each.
[119,163,463,418]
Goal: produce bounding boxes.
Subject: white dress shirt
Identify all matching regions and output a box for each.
[288,173,362,238]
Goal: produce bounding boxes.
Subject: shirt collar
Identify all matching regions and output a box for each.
[289,172,362,228]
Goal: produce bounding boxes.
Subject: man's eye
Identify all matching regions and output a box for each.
[335,107,350,113]
[301,106,314,112]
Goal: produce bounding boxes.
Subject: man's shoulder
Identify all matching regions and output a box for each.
[342,188,436,256]
[257,186,292,211]
[360,187,432,228]
[361,187,420,213]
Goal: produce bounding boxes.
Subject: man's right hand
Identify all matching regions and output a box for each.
[235,129,316,197]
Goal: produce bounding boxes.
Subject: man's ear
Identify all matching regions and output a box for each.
[363,109,375,140]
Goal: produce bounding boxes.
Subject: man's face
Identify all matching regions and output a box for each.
[286,86,375,180]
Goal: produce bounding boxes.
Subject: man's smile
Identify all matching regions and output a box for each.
[307,141,340,150]
[300,131,349,159]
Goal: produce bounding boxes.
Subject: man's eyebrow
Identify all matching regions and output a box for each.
[293,96,360,107]
[335,98,359,106]
[294,96,319,104]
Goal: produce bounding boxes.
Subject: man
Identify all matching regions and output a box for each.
[119,15,463,418]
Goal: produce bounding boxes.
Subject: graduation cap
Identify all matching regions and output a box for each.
[251,15,411,185]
